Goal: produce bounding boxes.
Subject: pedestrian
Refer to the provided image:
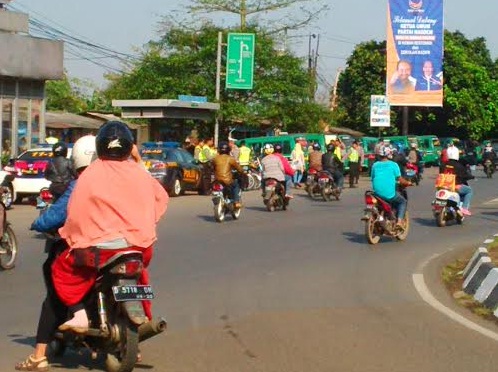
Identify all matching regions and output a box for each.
[347,141,361,188]
[291,139,305,187]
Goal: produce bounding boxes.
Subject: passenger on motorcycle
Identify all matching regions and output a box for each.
[15,135,97,372]
[407,142,420,175]
[51,121,169,334]
[273,143,295,196]
[371,146,410,227]
[308,143,323,171]
[482,141,496,164]
[212,141,245,208]
[321,143,344,190]
[261,143,291,198]
[441,146,474,216]
[45,141,76,200]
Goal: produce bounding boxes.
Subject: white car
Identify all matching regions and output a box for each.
[4,147,71,203]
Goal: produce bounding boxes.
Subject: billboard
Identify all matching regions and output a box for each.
[386,0,444,106]
[370,95,391,127]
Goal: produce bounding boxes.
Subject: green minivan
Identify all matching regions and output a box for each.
[417,135,442,166]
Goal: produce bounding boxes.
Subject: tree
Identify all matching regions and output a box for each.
[105,23,332,136]
[45,74,88,113]
[335,31,498,140]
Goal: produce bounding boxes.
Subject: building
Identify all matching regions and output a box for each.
[0,7,63,158]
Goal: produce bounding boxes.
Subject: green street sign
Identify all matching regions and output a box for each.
[226,33,255,90]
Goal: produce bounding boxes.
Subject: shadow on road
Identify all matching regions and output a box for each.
[342,231,366,244]
[412,217,436,227]
[8,334,35,347]
[245,206,268,212]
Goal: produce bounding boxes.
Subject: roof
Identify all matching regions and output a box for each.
[45,112,102,129]
[84,112,144,130]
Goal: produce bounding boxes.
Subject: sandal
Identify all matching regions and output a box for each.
[15,355,49,371]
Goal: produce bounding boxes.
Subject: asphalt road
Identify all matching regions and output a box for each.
[3,167,498,371]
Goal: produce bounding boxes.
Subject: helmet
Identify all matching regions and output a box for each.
[218,141,230,154]
[312,143,321,151]
[447,146,459,161]
[52,142,68,157]
[410,142,417,148]
[71,135,97,171]
[96,121,134,161]
[326,143,335,152]
[274,144,283,153]
[264,143,274,155]
[378,145,392,158]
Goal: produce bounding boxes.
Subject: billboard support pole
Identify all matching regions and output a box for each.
[214,31,222,147]
[402,106,409,135]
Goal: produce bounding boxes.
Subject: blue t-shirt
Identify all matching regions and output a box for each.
[371,160,401,200]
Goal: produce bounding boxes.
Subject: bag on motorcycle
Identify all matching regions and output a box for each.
[435,173,456,191]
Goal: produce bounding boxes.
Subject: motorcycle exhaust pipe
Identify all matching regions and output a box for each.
[138,317,167,343]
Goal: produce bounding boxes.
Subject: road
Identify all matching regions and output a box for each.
[2,167,498,371]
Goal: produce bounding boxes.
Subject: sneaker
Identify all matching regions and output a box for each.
[460,208,472,216]
[285,194,294,199]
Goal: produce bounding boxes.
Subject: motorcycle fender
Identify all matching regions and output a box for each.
[117,279,149,325]
[212,195,222,205]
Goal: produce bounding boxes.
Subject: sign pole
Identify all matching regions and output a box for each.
[214,31,222,147]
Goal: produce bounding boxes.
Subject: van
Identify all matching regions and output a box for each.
[416,135,441,166]
[358,136,379,171]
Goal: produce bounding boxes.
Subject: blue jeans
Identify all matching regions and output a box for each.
[285,175,293,195]
[229,179,241,203]
[293,171,303,185]
[458,184,473,209]
[389,192,407,220]
[324,170,344,189]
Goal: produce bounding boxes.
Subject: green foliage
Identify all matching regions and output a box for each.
[45,74,88,113]
[335,31,498,140]
[105,23,331,136]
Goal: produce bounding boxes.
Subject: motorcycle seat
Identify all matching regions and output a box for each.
[97,250,143,271]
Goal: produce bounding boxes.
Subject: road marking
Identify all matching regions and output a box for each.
[483,198,498,205]
[413,273,498,342]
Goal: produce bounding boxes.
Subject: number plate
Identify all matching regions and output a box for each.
[434,199,447,206]
[112,285,154,301]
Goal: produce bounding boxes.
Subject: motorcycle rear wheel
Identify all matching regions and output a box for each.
[105,318,139,372]
[435,210,446,227]
[0,225,18,270]
[266,196,276,212]
[321,186,331,202]
[365,218,381,245]
[246,174,255,190]
[214,201,226,222]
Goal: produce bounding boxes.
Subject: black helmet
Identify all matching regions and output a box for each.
[218,141,230,154]
[326,143,335,152]
[274,144,283,153]
[52,141,68,157]
[312,143,321,151]
[96,121,134,161]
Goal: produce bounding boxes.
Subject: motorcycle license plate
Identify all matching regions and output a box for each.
[112,285,154,301]
[434,199,447,206]
[265,186,275,192]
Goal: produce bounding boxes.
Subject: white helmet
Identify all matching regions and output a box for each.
[447,146,459,161]
[72,135,97,171]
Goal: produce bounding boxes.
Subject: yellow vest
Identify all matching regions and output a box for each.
[199,144,211,163]
[334,147,343,162]
[348,148,359,162]
[239,146,251,165]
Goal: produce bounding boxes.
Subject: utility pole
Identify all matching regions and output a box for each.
[329,68,342,111]
[215,31,223,147]
[402,106,409,135]
[308,33,318,101]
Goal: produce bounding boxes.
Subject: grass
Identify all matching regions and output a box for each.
[442,237,498,324]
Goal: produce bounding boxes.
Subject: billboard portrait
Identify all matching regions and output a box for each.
[386,0,444,106]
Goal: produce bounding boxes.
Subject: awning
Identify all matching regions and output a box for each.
[46,112,102,129]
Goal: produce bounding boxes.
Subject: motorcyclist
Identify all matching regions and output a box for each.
[308,143,323,171]
[44,141,76,200]
[321,143,344,190]
[482,141,496,172]
[273,143,295,197]
[371,145,411,228]
[15,135,97,372]
[51,121,169,334]
[212,141,245,208]
[407,142,420,173]
[441,145,474,216]
[261,143,290,198]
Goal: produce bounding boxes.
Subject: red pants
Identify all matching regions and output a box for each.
[52,246,153,320]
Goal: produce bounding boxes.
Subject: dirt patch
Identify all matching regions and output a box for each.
[442,238,498,324]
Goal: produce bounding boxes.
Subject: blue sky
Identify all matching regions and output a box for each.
[11,0,498,98]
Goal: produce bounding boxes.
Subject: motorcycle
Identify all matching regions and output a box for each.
[211,181,242,222]
[361,189,410,245]
[483,159,494,178]
[305,169,319,197]
[432,188,464,227]
[0,199,17,270]
[263,178,289,212]
[316,171,341,202]
[51,250,167,372]
[0,164,16,209]
[36,187,54,215]
[405,163,421,185]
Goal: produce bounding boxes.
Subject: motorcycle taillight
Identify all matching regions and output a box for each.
[365,194,377,205]
[319,176,329,181]
[266,179,277,186]
[308,169,317,175]
[212,183,224,192]
[110,260,143,276]
[40,189,53,202]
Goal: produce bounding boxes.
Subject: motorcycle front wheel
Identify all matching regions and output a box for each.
[396,212,410,241]
[231,205,242,220]
[365,218,381,245]
[105,318,139,372]
[0,225,18,270]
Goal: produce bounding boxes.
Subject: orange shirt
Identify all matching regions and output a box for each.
[59,159,169,249]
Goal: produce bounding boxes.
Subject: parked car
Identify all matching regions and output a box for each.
[140,144,204,196]
[7,147,71,203]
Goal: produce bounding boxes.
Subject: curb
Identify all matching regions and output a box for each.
[462,235,498,315]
